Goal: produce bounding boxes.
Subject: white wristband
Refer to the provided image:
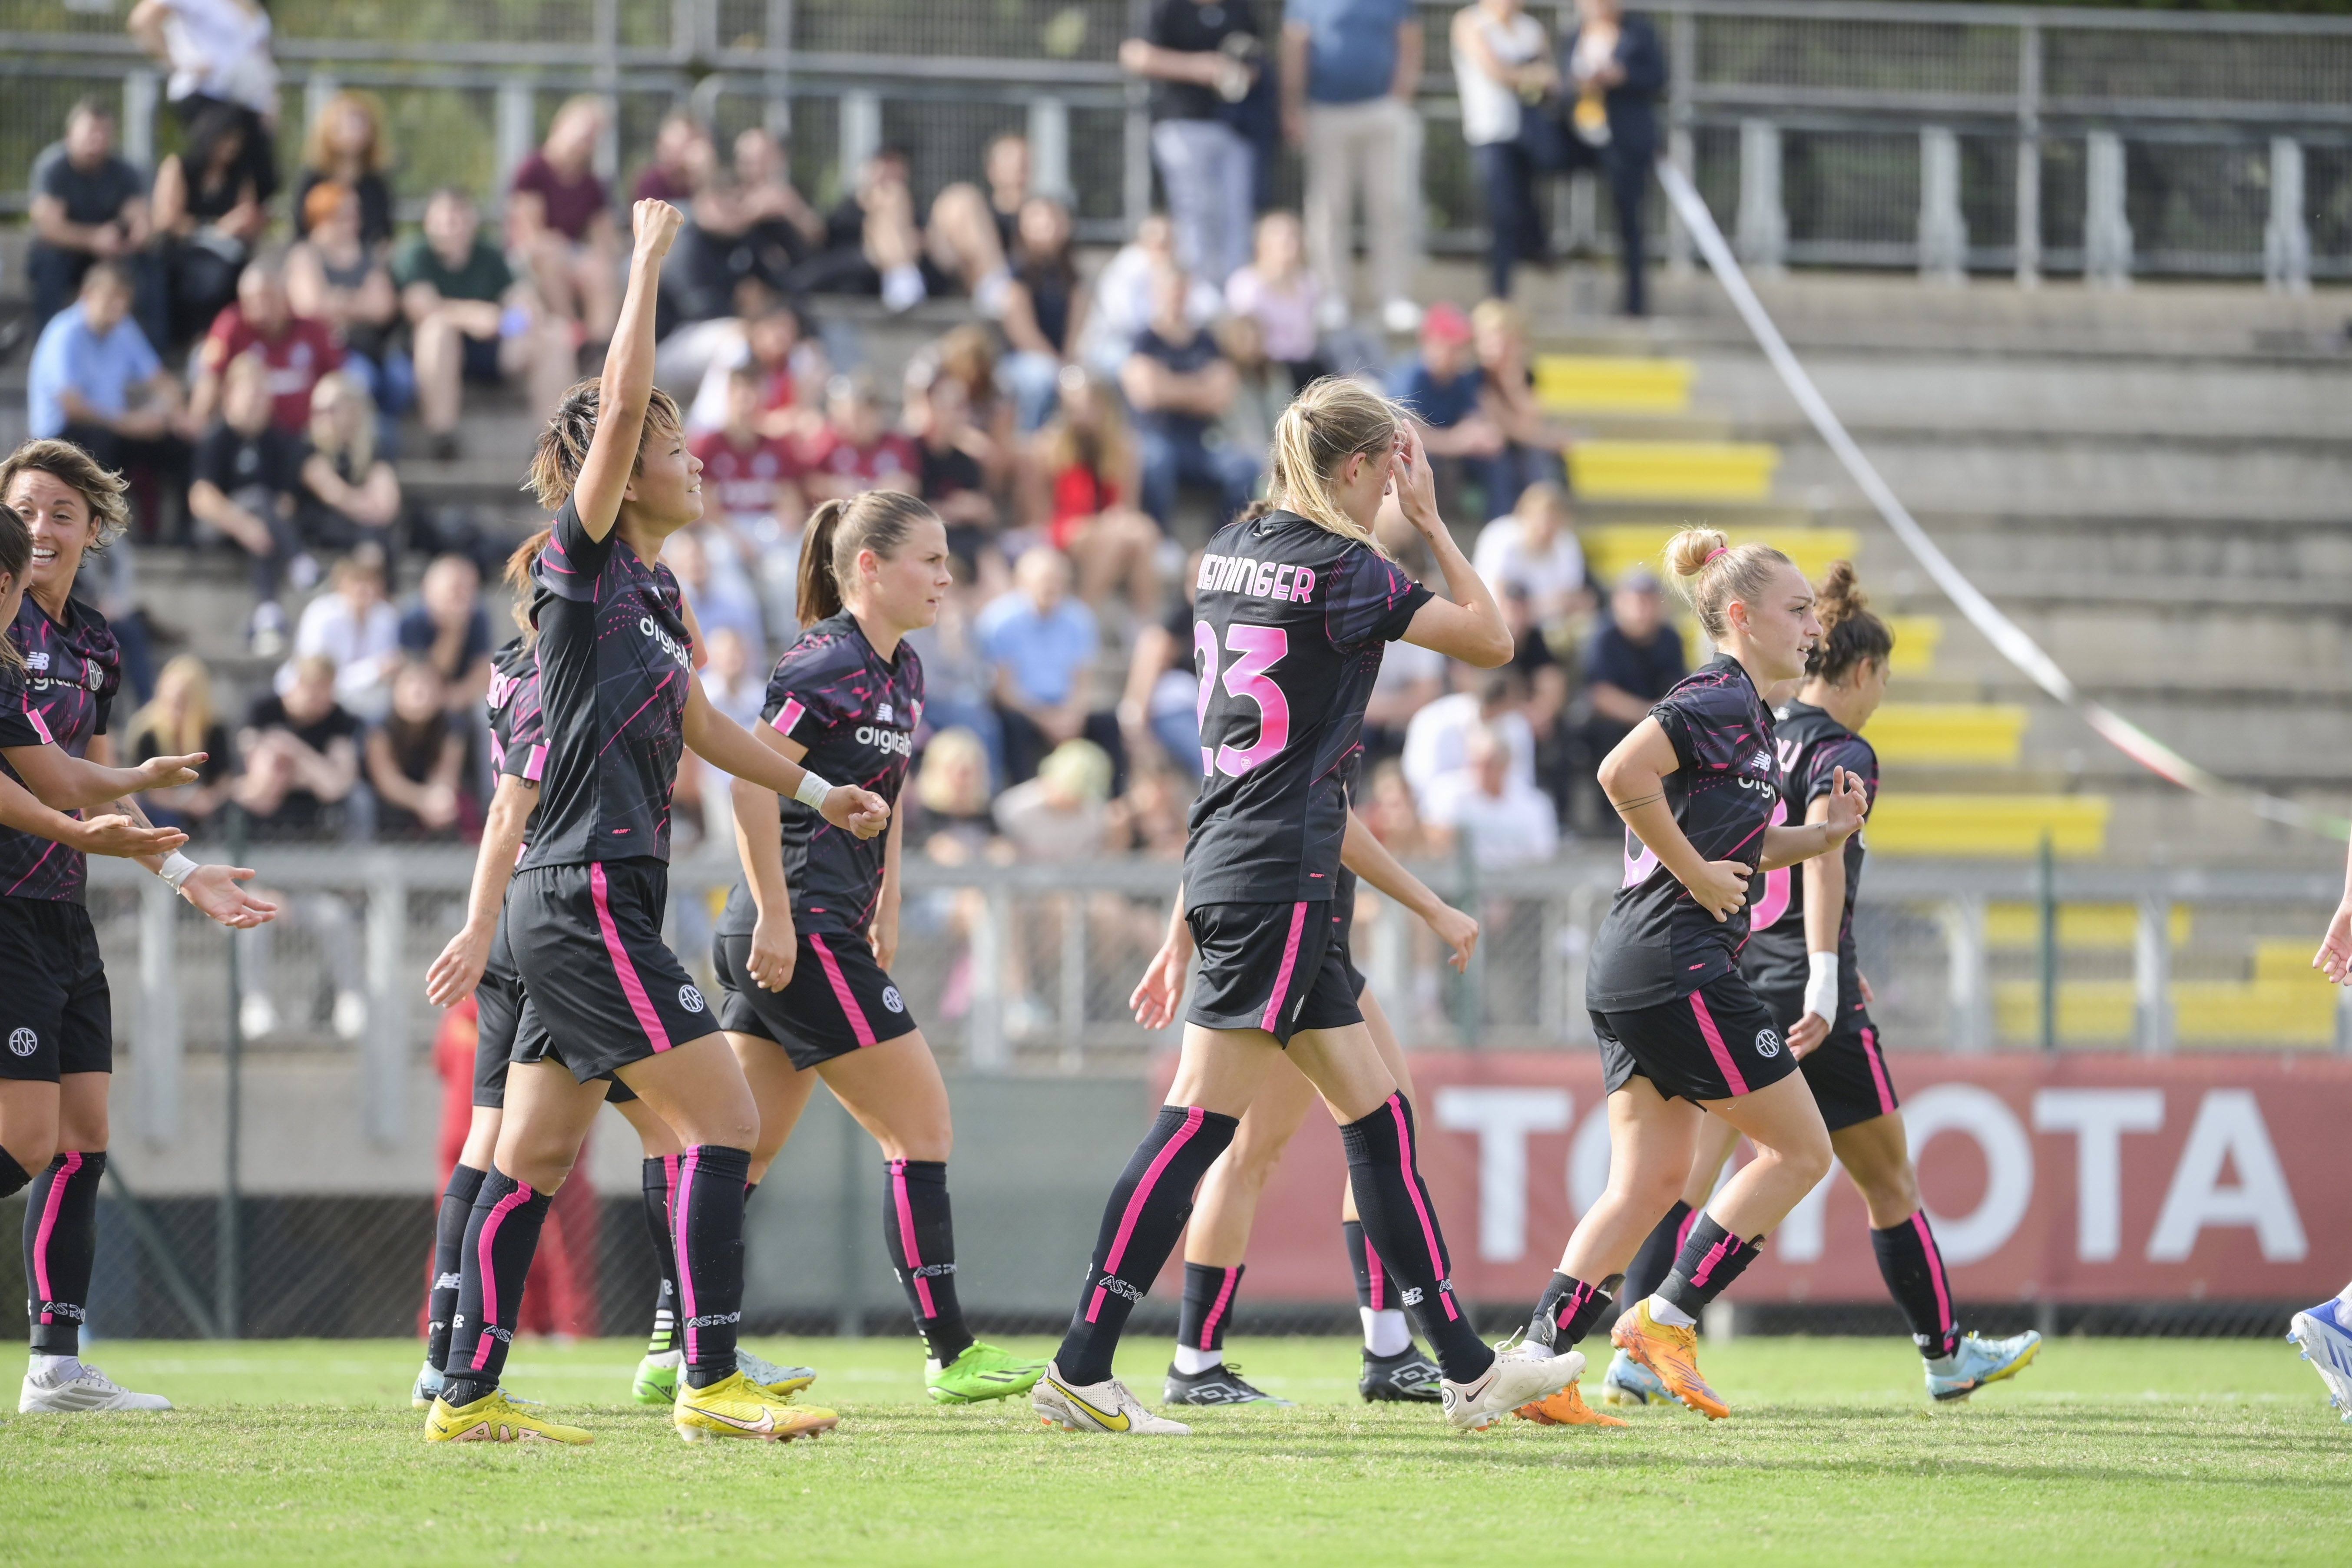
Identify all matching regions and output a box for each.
[158,851,199,891]
[793,770,835,810]
[1803,950,1842,1024]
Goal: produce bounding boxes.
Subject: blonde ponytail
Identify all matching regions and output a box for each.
[1662,526,1792,642]
[1267,377,1399,559]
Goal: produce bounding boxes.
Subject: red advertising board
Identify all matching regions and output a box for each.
[1149,1052,2352,1303]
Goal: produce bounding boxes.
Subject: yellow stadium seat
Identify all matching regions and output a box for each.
[1581,525,1857,587]
[1984,903,2192,949]
[1568,441,1781,502]
[1882,615,1941,675]
[1865,794,2110,857]
[1865,703,2028,766]
[1534,355,1696,414]
[1993,972,2334,1046]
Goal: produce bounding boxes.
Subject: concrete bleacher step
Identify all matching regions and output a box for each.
[1865,792,2111,857]
[1983,901,2193,950]
[1578,521,1855,585]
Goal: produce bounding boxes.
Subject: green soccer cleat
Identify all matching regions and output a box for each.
[632,1348,682,1406]
[926,1341,1049,1403]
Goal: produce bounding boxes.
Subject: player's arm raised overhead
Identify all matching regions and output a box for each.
[1388,425,1512,668]
[569,199,683,544]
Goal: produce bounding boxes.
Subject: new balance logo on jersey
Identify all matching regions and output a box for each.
[855,724,913,758]
[875,702,893,722]
[1745,749,1775,776]
[1197,552,1319,604]
[24,652,47,672]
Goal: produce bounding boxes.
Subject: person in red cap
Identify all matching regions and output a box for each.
[1387,302,1502,523]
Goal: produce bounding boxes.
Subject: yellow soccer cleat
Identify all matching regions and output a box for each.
[1515,1380,1628,1428]
[423,1387,592,1445]
[1611,1300,1729,1420]
[673,1370,839,1443]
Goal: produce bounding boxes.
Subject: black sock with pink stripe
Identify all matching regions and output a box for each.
[426,1164,486,1375]
[1338,1095,1493,1386]
[1622,1199,1693,1311]
[1527,1272,1617,1351]
[1178,1262,1244,1360]
[440,1166,551,1404]
[674,1144,752,1390]
[1057,1105,1238,1386]
[640,1156,680,1356]
[882,1159,973,1365]
[1656,1213,1764,1319]
[23,1151,103,1355]
[1872,1211,1960,1360]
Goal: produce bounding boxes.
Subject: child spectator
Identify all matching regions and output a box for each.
[1121,265,1259,531]
[287,547,402,723]
[189,353,305,651]
[979,546,1121,786]
[366,659,468,839]
[395,187,571,460]
[286,181,408,418]
[806,374,919,501]
[291,89,394,248]
[189,256,342,433]
[1223,211,1327,388]
[234,652,363,839]
[397,553,494,717]
[296,370,401,556]
[29,261,190,525]
[506,94,619,346]
[127,653,234,832]
[148,101,267,348]
[26,97,151,334]
[1027,368,1161,613]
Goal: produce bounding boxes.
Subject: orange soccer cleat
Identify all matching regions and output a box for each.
[1514,1380,1628,1427]
[1611,1299,1729,1420]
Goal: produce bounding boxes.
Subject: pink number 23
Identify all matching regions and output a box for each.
[1194,621,1291,777]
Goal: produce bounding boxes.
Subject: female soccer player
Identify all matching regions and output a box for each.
[421,200,887,1446]
[0,440,276,1414]
[1502,529,1865,1424]
[2296,780,2352,1421]
[1030,378,1583,1437]
[711,489,1045,1405]
[1593,562,2040,1409]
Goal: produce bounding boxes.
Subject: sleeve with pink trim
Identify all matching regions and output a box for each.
[0,664,44,751]
[757,628,863,744]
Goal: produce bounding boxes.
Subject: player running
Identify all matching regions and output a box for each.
[421,200,887,1446]
[1502,530,1865,1424]
[1031,378,1582,1437]
[1594,562,2038,1411]
[0,441,275,1415]
[711,489,1045,1406]
[2298,797,2352,1423]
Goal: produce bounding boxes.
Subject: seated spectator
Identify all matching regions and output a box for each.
[695,624,766,843]
[690,363,809,639]
[912,725,1002,854]
[1389,301,1504,521]
[1363,758,1436,857]
[506,94,619,346]
[806,374,919,502]
[923,324,1016,482]
[683,295,821,440]
[633,109,708,205]
[673,127,824,324]
[976,131,1034,258]
[297,370,401,555]
[291,89,393,248]
[1102,758,1191,860]
[234,652,363,839]
[906,584,1004,792]
[917,130,1034,312]
[189,353,305,650]
[1028,367,1160,614]
[127,653,235,831]
[26,97,151,335]
[398,552,495,717]
[367,659,468,839]
[149,101,267,348]
[1402,665,1537,811]
[1223,211,1327,389]
[286,180,409,420]
[1473,480,1592,634]
[30,261,190,529]
[189,256,341,433]
[1424,722,1559,866]
[913,369,1002,575]
[1363,632,1444,765]
[1212,311,1294,463]
[1078,212,1221,378]
[1468,296,1571,519]
[664,525,766,671]
[396,187,572,460]
[979,546,1122,787]
[1118,556,1203,781]
[785,147,935,312]
[288,546,403,722]
[1121,265,1258,532]
[999,195,1089,433]
[993,738,1115,862]
[1573,563,1687,826]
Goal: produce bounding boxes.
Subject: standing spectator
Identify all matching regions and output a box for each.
[1223,211,1327,389]
[1571,562,1684,824]
[1121,0,1264,286]
[1121,265,1259,532]
[189,353,305,651]
[999,196,1090,433]
[286,181,409,420]
[395,187,571,460]
[1282,0,1424,334]
[806,374,919,501]
[367,659,468,839]
[127,653,235,832]
[1453,0,1559,299]
[1027,369,1161,614]
[979,546,1120,787]
[29,261,190,523]
[291,90,394,248]
[127,0,280,194]
[397,552,494,716]
[233,652,363,839]
[1473,480,1591,632]
[287,547,403,722]
[26,98,151,335]
[1423,723,1559,865]
[1389,301,1505,520]
[148,102,266,348]
[1557,0,1664,317]
[189,256,343,433]
[296,370,402,556]
[507,94,619,347]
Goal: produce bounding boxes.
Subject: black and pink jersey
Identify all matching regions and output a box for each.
[0,596,120,902]
[485,637,548,793]
[519,499,695,870]
[1182,509,1431,906]
[1586,654,1781,1012]
[1742,699,1879,1007]
[717,612,921,937]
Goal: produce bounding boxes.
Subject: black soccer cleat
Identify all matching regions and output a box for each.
[1359,1344,1445,1403]
[1162,1362,1295,1406]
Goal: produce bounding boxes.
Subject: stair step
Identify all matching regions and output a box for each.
[1533,354,1695,415]
[1866,793,2111,858]
[1865,703,2027,767]
[1579,522,1857,587]
[1568,440,1781,503]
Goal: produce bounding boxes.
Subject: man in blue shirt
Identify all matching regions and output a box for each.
[978,546,1123,787]
[1388,302,1504,524]
[27,260,190,530]
[1282,0,1423,335]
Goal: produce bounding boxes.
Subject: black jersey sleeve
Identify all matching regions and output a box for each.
[0,662,40,749]
[534,498,616,607]
[1803,732,1878,810]
[499,672,547,784]
[1322,546,1433,652]
[1649,696,1700,774]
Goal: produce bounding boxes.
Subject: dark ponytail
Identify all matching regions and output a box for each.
[505,527,552,638]
[0,501,28,671]
[795,491,937,627]
[1806,559,1893,686]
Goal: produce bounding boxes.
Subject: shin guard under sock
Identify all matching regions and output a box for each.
[1528,1272,1617,1352]
[1339,1095,1491,1386]
[1622,1199,1693,1310]
[0,1148,30,1201]
[443,1167,552,1402]
[883,1159,973,1365]
[1177,1262,1244,1366]
[641,1156,681,1356]
[1056,1105,1238,1386]
[426,1164,486,1375]
[1656,1213,1764,1321]
[24,1151,104,1356]
[674,1145,752,1389]
[1872,1211,1960,1360]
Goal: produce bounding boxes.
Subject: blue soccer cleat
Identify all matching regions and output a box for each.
[1925,1330,2042,1403]
[2286,1297,2352,1424]
[1600,1346,1671,1407]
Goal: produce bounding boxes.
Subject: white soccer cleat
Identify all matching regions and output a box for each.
[2288,1298,2352,1422]
[20,1359,173,1413]
[1031,1360,1192,1436]
[1442,1337,1585,1432]
[412,1359,445,1409]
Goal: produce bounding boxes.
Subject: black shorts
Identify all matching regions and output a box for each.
[473,906,634,1107]
[1591,971,1800,1105]
[506,860,716,1086]
[0,897,111,1082]
[461,334,503,383]
[714,927,920,1070]
[1753,982,1897,1132]
[1332,896,1366,996]
[1185,899,1361,1048]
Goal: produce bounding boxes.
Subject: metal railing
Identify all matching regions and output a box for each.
[5,1,2348,281]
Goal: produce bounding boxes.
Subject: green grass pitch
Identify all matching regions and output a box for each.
[1,1334,2344,1565]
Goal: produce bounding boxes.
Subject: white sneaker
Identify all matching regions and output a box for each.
[332,990,367,1041]
[1442,1336,1584,1432]
[412,1359,444,1409]
[881,263,928,313]
[1031,1359,1192,1435]
[20,1358,173,1413]
[238,992,279,1041]
[1380,298,1425,335]
[2288,1297,2352,1421]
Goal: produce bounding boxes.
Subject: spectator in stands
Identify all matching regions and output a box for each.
[1122,265,1258,532]
[1118,556,1203,781]
[397,552,494,718]
[923,324,1017,482]
[690,362,808,639]
[288,546,402,722]
[29,261,190,520]
[1224,211,1327,389]
[785,147,935,312]
[128,0,280,195]
[1212,311,1294,463]
[296,370,401,555]
[1578,560,1684,757]
[287,181,409,420]
[979,546,1120,787]
[292,89,393,248]
[665,525,766,671]
[507,94,619,347]
[128,653,235,832]
[1468,296,1570,515]
[149,101,267,348]
[1454,0,1559,300]
[1425,722,1559,865]
[671,127,825,325]
[1028,367,1161,614]
[234,651,363,839]
[999,197,1089,433]
[1474,479,1591,634]
[1122,0,1264,286]
[1364,632,1444,766]
[973,131,1034,256]
[916,133,1029,313]
[26,97,152,335]
[634,109,708,205]
[1558,0,1664,317]
[807,373,918,502]
[907,583,1004,791]
[367,658,467,839]
[1282,0,1423,334]
[683,294,818,440]
[397,187,572,460]
[914,369,1002,573]
[1077,212,1222,379]
[1390,301,1504,519]
[189,352,305,651]
[1403,665,1537,811]
[995,737,1116,863]
[189,255,342,433]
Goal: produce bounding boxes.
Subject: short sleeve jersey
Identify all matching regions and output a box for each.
[519,500,695,869]
[1182,510,1432,906]
[717,614,923,938]
[1740,700,1879,1008]
[0,596,122,903]
[484,635,549,798]
[1585,654,1780,1012]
